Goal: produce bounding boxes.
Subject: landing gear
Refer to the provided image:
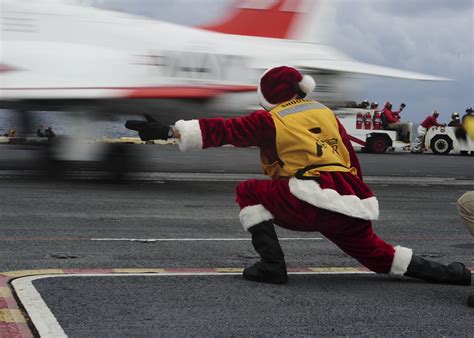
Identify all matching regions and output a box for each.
[104,143,131,181]
[45,138,132,181]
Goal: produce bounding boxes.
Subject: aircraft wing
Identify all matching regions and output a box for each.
[294,59,451,81]
[0,40,257,101]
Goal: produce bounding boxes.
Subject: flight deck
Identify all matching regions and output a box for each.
[0,148,473,336]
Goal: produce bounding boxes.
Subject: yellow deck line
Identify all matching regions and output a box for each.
[0,287,13,298]
[1,267,375,278]
[0,309,26,323]
[3,266,471,278]
[3,269,65,277]
[215,268,244,273]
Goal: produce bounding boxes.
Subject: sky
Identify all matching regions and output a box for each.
[81,0,473,123]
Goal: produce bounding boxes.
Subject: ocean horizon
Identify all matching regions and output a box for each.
[0,109,422,140]
[0,110,138,138]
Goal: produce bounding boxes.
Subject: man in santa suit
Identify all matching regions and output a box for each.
[126,66,471,286]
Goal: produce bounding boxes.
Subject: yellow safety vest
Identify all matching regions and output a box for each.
[464,115,474,140]
[261,99,357,179]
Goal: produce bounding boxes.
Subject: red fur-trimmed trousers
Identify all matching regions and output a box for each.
[236,179,396,274]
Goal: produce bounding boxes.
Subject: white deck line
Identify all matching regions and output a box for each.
[90,237,324,242]
[0,170,472,185]
[11,276,67,338]
[128,173,474,185]
[12,271,373,338]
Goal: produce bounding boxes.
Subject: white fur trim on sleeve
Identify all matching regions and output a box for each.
[389,246,413,276]
[174,119,203,152]
[288,178,379,220]
[298,75,316,94]
[239,204,274,231]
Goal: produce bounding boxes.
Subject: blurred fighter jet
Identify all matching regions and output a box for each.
[0,0,447,123]
[0,0,449,178]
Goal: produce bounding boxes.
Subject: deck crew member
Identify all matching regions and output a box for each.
[126,66,471,286]
[448,112,461,127]
[382,102,410,142]
[411,110,446,153]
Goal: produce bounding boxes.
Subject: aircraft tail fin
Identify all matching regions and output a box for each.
[199,0,319,40]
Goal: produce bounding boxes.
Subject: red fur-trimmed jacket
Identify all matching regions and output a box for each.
[174,109,379,220]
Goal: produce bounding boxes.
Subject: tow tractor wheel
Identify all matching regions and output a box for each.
[430,135,453,155]
[367,135,389,154]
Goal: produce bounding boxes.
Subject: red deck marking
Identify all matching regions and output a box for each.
[3,235,468,242]
[0,237,86,241]
[358,266,370,271]
[0,298,8,309]
[0,323,32,338]
[3,297,20,310]
[0,323,21,337]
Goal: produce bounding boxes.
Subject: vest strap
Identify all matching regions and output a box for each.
[295,163,351,180]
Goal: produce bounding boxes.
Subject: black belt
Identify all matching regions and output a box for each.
[295,163,351,180]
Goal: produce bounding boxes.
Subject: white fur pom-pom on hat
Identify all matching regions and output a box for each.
[258,66,316,111]
[298,74,316,95]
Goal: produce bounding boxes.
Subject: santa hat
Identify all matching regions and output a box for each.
[257,66,316,111]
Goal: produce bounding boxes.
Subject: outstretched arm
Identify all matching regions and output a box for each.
[126,110,275,151]
[433,118,446,127]
[170,110,276,151]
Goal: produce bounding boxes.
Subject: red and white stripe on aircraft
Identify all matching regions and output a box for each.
[0,85,257,100]
[0,63,21,74]
[200,0,317,39]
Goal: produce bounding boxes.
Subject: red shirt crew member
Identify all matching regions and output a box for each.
[382,102,410,142]
[412,111,445,153]
[420,113,445,129]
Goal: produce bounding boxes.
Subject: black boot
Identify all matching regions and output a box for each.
[243,221,288,284]
[404,255,471,285]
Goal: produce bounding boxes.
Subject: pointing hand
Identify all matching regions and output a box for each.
[125,114,172,141]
